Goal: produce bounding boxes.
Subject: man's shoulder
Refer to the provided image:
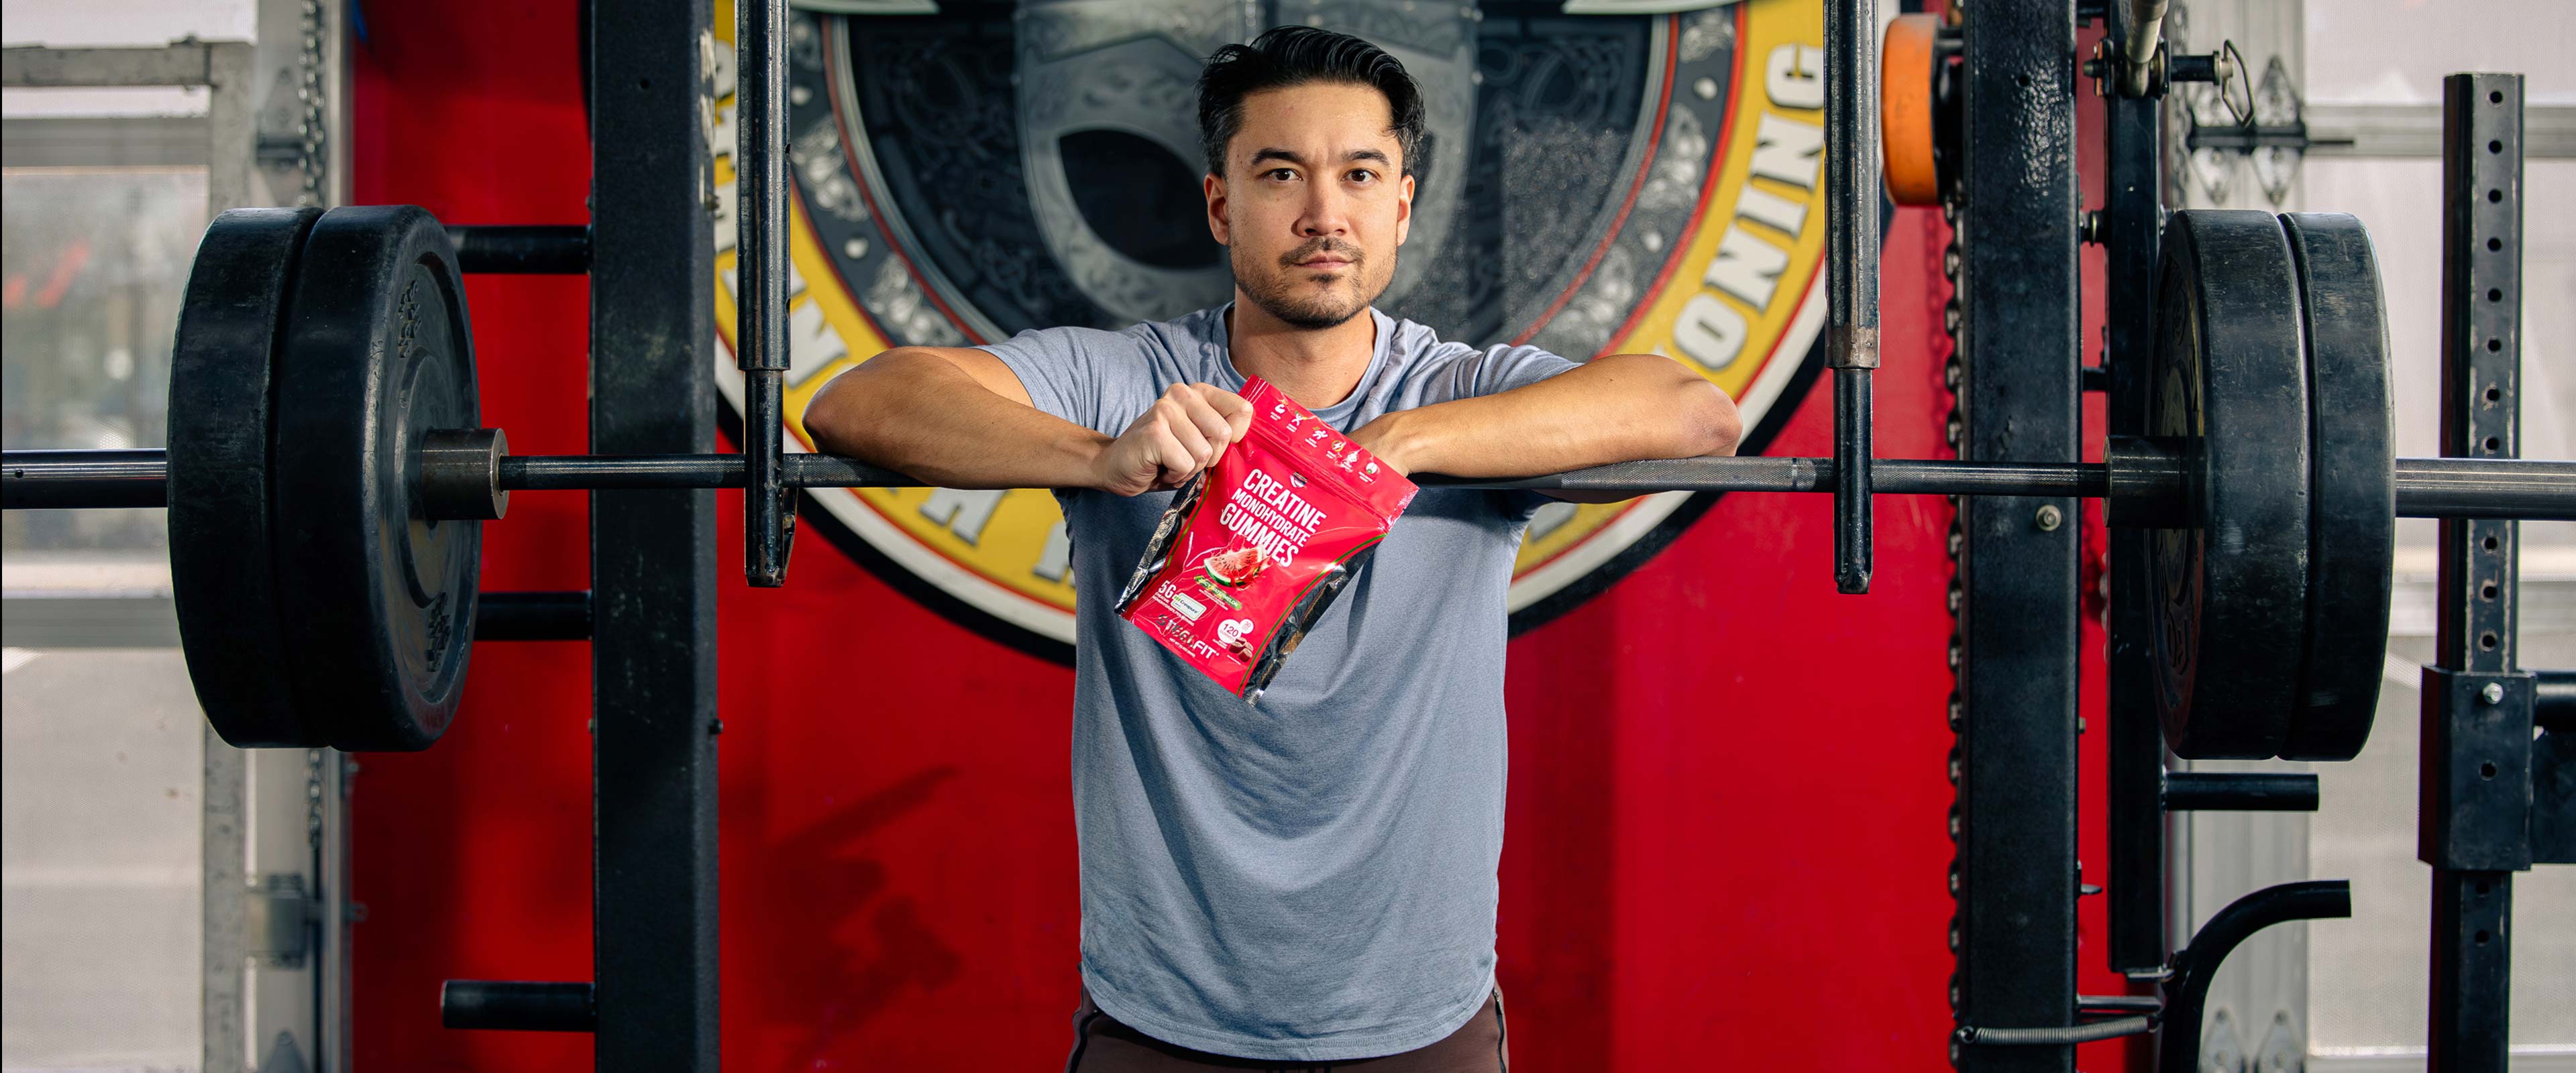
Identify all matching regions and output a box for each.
[985,322,1152,356]
[1375,311,1574,380]
[1372,310,1472,372]
[994,307,1222,359]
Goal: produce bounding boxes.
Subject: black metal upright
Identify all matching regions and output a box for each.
[1825,0,1880,594]
[1951,0,2082,1066]
[590,1,721,1070]
[2099,9,2169,978]
[739,0,792,587]
[2420,72,2526,1073]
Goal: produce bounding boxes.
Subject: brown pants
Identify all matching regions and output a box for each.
[1064,988,1509,1072]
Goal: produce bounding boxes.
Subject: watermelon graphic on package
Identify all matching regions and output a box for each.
[1112,376,1418,703]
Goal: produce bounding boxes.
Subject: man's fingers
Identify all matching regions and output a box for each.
[1185,383,1256,440]
[1197,384,1256,441]
[1146,425,1199,482]
[1163,408,1216,469]
[1173,391,1234,455]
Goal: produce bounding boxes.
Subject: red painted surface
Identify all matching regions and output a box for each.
[350,5,2131,1069]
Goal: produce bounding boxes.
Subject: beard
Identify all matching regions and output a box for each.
[1233,237,1391,330]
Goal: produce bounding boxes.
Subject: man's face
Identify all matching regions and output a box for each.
[1204,82,1415,330]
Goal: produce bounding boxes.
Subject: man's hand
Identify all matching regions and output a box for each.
[1345,411,1417,477]
[1091,383,1255,496]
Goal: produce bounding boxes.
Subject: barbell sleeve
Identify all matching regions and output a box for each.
[2389,456,2576,520]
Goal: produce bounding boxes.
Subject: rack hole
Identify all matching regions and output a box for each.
[2488,188,2503,203]
[2489,288,2505,302]
[2485,436,2502,453]
[2488,237,2504,251]
[2475,929,2492,944]
[2477,881,2491,895]
[2479,630,2499,651]
[2486,386,2502,401]
[2483,582,2499,600]
[2483,535,2500,551]
[2482,761,2498,779]
[2490,90,2505,104]
[2487,339,2503,352]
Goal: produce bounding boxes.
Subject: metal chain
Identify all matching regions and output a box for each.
[1940,182,1969,1067]
[294,0,327,207]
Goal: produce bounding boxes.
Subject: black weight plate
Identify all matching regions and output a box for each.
[2148,211,2311,760]
[2278,213,2394,761]
[271,206,480,752]
[168,207,327,748]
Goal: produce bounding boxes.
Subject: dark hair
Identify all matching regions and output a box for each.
[1197,26,1427,180]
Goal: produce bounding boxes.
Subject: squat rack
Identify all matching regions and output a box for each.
[3,1,2573,1070]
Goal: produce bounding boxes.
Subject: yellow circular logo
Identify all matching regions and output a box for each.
[712,0,1828,653]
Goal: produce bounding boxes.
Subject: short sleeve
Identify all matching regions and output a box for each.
[1410,340,1583,406]
[975,326,1148,437]
[1403,340,1586,522]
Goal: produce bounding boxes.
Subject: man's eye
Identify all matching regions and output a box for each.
[1266,168,1297,181]
[1348,170,1377,184]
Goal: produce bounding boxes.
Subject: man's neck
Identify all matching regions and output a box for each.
[1224,294,1378,412]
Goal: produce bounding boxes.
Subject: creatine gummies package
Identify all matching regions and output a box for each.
[1112,376,1419,703]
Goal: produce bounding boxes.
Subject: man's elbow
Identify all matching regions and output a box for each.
[1679,378,1741,457]
[802,363,882,457]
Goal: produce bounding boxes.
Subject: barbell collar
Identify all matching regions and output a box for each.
[420,428,509,520]
[2104,435,2189,528]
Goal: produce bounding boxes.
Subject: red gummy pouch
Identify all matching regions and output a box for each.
[1112,376,1418,703]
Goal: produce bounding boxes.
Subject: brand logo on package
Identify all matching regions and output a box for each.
[710,0,1831,657]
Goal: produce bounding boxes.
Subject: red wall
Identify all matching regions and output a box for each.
[349,5,2131,1069]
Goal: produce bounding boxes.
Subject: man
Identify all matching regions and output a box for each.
[806,25,1738,1071]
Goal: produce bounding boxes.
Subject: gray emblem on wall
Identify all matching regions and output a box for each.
[1012,0,1475,323]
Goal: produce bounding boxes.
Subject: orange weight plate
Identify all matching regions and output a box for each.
[1882,13,1941,207]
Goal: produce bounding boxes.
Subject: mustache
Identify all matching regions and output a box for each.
[1281,239,1362,268]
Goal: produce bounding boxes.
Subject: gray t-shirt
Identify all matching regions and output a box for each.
[981,303,1578,1062]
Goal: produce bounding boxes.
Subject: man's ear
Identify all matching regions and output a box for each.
[1393,172,1414,247]
[1205,172,1231,247]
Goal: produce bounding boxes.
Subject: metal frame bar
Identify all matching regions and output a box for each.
[2155,881,2354,1073]
[445,225,592,274]
[2100,0,2170,981]
[737,0,791,587]
[1825,0,1880,594]
[0,42,258,213]
[2307,103,2576,159]
[588,1,721,1068]
[1950,0,2083,1066]
[4,38,272,1073]
[2420,71,2526,1073]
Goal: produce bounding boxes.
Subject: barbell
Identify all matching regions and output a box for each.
[2,205,2571,758]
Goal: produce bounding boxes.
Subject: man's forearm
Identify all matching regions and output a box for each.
[806,351,1108,490]
[1360,353,1741,478]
